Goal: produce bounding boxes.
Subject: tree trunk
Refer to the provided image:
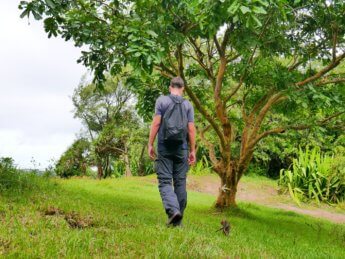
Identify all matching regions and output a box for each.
[81,162,87,176]
[124,146,132,177]
[105,155,112,178]
[215,168,238,208]
[137,143,146,176]
[97,163,103,179]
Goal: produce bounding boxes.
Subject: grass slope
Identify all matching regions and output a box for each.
[0,176,344,258]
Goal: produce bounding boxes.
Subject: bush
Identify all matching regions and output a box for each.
[189,155,212,176]
[278,147,345,205]
[0,157,18,190]
[0,157,50,195]
[55,138,89,178]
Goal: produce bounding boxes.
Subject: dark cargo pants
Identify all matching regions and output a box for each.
[155,144,189,218]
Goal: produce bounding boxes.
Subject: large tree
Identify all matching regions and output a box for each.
[72,75,132,177]
[20,0,345,207]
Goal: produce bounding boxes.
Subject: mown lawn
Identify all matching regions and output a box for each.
[0,176,344,258]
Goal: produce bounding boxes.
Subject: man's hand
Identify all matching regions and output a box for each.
[187,122,196,165]
[148,115,161,161]
[188,151,196,165]
[148,144,156,160]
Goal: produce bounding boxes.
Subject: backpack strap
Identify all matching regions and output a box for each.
[167,95,187,122]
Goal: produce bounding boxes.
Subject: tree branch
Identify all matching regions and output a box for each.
[296,52,345,87]
[249,92,284,141]
[206,38,215,75]
[199,125,220,172]
[159,63,177,77]
[154,65,175,78]
[187,37,215,81]
[250,111,345,147]
[315,77,345,86]
[288,60,304,71]
[247,89,276,123]
[213,35,221,55]
[220,25,232,56]
[332,24,338,62]
[224,14,273,104]
[175,45,226,150]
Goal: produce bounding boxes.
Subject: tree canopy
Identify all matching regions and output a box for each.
[20,0,345,207]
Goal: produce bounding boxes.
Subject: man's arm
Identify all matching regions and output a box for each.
[188,122,196,165]
[186,100,196,165]
[148,115,161,160]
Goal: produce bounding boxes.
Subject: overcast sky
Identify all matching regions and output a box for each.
[0,0,88,169]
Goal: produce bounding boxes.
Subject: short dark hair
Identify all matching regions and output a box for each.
[170,77,185,88]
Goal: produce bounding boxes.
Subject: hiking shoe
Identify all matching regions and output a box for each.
[173,219,183,227]
[167,211,182,226]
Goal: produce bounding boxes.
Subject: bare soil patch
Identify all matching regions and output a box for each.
[43,206,94,229]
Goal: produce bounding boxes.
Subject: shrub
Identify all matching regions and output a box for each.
[55,138,90,178]
[189,155,212,176]
[0,157,49,195]
[0,157,18,190]
[278,147,345,205]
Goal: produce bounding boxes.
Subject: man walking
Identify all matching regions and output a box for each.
[148,77,196,227]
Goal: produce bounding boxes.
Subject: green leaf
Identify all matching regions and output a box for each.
[46,0,55,8]
[255,0,269,7]
[253,6,267,14]
[32,10,42,20]
[147,30,158,38]
[251,15,262,27]
[233,15,239,23]
[288,183,301,206]
[245,17,250,27]
[227,1,239,14]
[20,9,29,18]
[240,6,251,14]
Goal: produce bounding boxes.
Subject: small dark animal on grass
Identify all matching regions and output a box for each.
[217,219,231,236]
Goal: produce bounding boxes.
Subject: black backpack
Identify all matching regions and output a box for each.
[162,95,188,144]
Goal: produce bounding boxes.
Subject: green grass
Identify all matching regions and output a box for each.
[1,175,344,258]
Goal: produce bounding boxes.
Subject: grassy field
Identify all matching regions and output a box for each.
[0,175,344,258]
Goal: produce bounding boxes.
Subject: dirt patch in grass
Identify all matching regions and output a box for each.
[44,206,64,216]
[43,206,94,229]
[0,237,11,255]
[64,212,94,229]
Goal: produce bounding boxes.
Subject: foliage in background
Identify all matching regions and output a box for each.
[252,124,345,178]
[0,157,51,195]
[189,155,212,176]
[56,75,155,179]
[55,138,90,178]
[72,75,134,178]
[278,147,345,205]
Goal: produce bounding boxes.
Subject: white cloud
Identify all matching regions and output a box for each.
[0,129,76,169]
[0,0,88,169]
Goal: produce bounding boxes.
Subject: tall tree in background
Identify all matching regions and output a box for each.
[92,108,141,178]
[20,0,345,207]
[72,75,132,178]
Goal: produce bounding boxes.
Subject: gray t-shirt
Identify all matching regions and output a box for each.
[155,94,194,149]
